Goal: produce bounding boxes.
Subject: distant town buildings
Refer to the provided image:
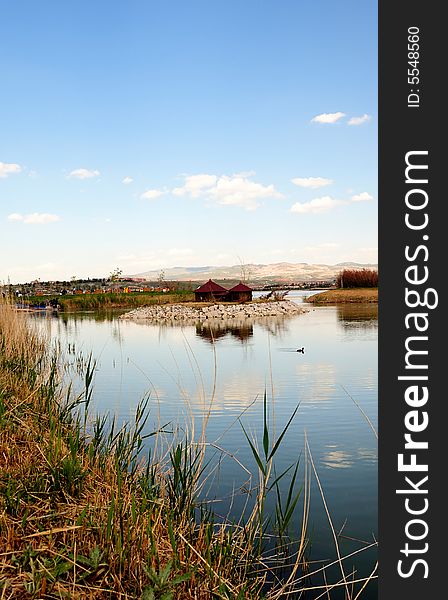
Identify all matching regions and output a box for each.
[3,277,176,298]
[2,276,335,300]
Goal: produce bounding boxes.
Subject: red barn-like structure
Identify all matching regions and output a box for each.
[227,282,253,302]
[194,279,253,302]
[194,279,229,302]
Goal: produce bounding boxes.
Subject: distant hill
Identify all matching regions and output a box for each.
[131,262,378,284]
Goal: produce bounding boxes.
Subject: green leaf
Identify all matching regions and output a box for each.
[141,587,155,600]
[90,546,102,569]
[267,464,294,492]
[159,560,172,583]
[262,391,269,460]
[170,572,192,585]
[239,420,266,476]
[53,561,72,579]
[268,402,301,461]
[283,490,302,531]
[285,458,301,510]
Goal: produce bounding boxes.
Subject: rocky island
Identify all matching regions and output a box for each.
[120,300,306,323]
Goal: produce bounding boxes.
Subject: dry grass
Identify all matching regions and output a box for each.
[306,289,378,304]
[335,269,378,289]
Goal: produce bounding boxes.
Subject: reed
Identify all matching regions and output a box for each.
[336,269,378,288]
[20,290,195,311]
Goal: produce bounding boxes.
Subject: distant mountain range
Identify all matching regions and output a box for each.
[131,262,378,284]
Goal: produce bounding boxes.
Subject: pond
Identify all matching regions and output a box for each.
[37,291,378,598]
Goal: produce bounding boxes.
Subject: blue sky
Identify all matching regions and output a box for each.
[1,0,377,283]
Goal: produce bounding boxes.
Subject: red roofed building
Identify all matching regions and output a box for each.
[226,282,253,302]
[194,279,229,302]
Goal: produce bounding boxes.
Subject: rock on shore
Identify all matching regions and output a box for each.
[120,300,305,323]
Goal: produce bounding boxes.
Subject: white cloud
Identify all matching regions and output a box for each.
[173,172,282,210]
[0,162,22,178]
[8,212,61,224]
[167,247,194,257]
[311,112,346,124]
[290,196,346,214]
[210,175,282,210]
[351,191,374,202]
[68,168,100,179]
[348,114,371,126]
[173,174,217,198]
[7,213,23,221]
[140,189,165,200]
[122,176,133,184]
[291,176,333,189]
[290,190,374,215]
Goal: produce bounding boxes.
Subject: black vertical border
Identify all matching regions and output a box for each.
[379,1,444,597]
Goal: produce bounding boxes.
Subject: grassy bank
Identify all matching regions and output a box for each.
[22,291,195,311]
[20,293,286,313]
[0,301,311,598]
[306,288,378,304]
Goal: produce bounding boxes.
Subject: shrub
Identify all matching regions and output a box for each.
[336,268,378,288]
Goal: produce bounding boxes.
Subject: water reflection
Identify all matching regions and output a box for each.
[336,304,378,337]
[195,321,254,344]
[321,445,378,470]
[126,314,297,343]
[193,317,295,344]
[56,310,123,325]
[321,448,354,469]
